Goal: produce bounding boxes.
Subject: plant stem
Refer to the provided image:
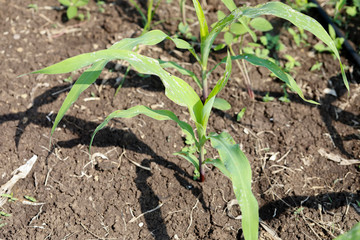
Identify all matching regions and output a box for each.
[199,145,205,182]
[201,69,208,103]
[229,44,254,99]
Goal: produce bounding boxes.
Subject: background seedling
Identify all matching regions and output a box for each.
[58,0,89,20]
[24,196,37,202]
[1,193,18,202]
[236,107,246,122]
[25,1,348,239]
[262,92,275,102]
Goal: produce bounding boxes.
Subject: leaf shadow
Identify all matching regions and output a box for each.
[0,83,206,240]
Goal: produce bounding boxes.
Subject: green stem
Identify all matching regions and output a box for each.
[201,68,208,103]
[199,144,205,182]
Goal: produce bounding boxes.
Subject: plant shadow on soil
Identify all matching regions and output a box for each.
[1,68,359,238]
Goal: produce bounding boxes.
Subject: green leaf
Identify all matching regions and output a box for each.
[240,1,348,90]
[26,30,202,136]
[75,0,89,7]
[217,10,226,21]
[221,0,237,11]
[67,6,77,19]
[202,53,232,129]
[90,106,197,151]
[192,0,209,42]
[59,0,71,6]
[213,98,231,111]
[24,196,37,202]
[209,132,259,240]
[230,22,247,35]
[204,158,231,178]
[334,222,360,240]
[173,151,199,171]
[237,107,246,121]
[0,211,11,217]
[249,17,273,32]
[211,54,318,104]
[329,24,336,40]
[224,32,234,45]
[159,60,202,89]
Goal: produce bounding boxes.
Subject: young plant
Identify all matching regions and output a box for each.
[24,1,348,239]
[58,0,89,20]
[128,0,162,34]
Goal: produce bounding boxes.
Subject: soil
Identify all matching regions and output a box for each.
[0,0,359,239]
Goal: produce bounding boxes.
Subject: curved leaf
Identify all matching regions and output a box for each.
[210,54,318,104]
[159,60,202,89]
[209,132,259,240]
[90,105,197,151]
[192,0,209,42]
[241,2,348,90]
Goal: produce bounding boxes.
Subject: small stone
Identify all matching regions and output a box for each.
[13,34,20,40]
[138,222,144,227]
[17,47,23,53]
[93,44,99,50]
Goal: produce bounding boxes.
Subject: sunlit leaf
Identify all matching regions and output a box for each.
[209,132,259,240]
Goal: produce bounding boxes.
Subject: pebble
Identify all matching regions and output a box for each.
[138,222,144,227]
[17,47,23,53]
[13,34,20,40]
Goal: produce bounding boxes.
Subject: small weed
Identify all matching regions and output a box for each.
[58,0,90,20]
[262,92,275,102]
[310,61,323,71]
[236,107,246,122]
[24,196,37,202]
[1,193,18,202]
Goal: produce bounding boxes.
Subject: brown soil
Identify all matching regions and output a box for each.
[0,0,359,239]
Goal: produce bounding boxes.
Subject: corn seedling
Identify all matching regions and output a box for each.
[24,1,348,239]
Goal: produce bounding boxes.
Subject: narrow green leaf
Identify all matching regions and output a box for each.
[192,0,209,42]
[27,30,203,136]
[240,2,348,90]
[221,0,237,11]
[90,106,197,151]
[210,54,318,104]
[24,196,37,202]
[204,158,231,178]
[213,98,231,111]
[202,53,231,129]
[159,60,202,89]
[209,132,259,240]
[173,151,199,170]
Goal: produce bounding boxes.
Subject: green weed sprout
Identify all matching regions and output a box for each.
[25,1,348,239]
[58,0,89,20]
